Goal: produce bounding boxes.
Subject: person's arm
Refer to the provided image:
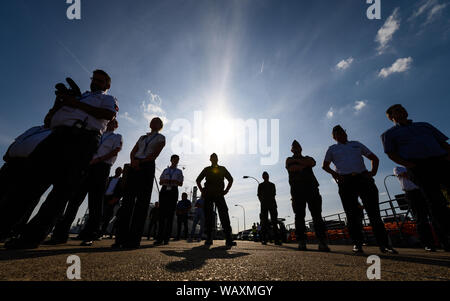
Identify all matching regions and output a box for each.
[365,153,379,177]
[322,160,340,183]
[223,168,233,195]
[60,95,116,121]
[130,141,140,169]
[91,146,122,165]
[387,152,416,169]
[196,169,206,193]
[257,184,262,202]
[141,141,165,163]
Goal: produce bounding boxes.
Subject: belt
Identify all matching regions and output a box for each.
[341,171,368,177]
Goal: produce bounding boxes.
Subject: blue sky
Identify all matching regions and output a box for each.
[1,0,449,232]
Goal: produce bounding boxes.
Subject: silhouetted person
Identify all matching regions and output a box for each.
[100,166,124,236]
[189,196,205,242]
[113,117,165,249]
[146,202,160,240]
[382,104,449,251]
[0,126,52,240]
[393,166,435,251]
[154,154,184,245]
[5,70,118,250]
[287,140,329,252]
[175,193,191,240]
[323,125,397,254]
[196,153,236,248]
[257,172,282,245]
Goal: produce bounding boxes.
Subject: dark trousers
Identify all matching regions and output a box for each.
[52,162,111,242]
[291,184,327,242]
[0,160,50,239]
[405,189,434,247]
[204,194,232,242]
[101,196,117,235]
[115,162,155,247]
[146,217,159,239]
[14,127,100,246]
[408,157,450,246]
[338,174,389,247]
[157,187,178,243]
[176,214,189,239]
[260,203,280,242]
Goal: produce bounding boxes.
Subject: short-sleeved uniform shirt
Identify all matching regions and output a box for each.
[324,141,373,175]
[134,133,166,160]
[176,199,192,216]
[194,198,205,214]
[7,126,52,158]
[393,166,419,192]
[381,121,448,160]
[50,91,119,134]
[160,166,184,190]
[105,176,121,196]
[257,181,277,208]
[286,155,320,187]
[92,131,123,165]
[196,165,233,196]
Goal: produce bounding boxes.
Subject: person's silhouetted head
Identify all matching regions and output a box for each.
[332,125,348,144]
[155,201,159,208]
[386,104,409,125]
[114,167,123,177]
[181,192,188,200]
[291,140,302,155]
[170,154,180,167]
[149,117,163,132]
[210,153,218,166]
[90,69,111,92]
[106,119,118,132]
[262,171,269,182]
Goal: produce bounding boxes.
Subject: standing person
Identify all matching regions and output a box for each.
[45,119,122,246]
[154,155,184,245]
[257,172,282,246]
[382,104,450,251]
[393,166,435,251]
[323,125,397,254]
[175,193,192,241]
[287,140,330,252]
[188,196,205,242]
[146,202,160,240]
[114,117,165,249]
[196,153,236,248]
[100,167,124,237]
[0,126,52,240]
[5,70,118,249]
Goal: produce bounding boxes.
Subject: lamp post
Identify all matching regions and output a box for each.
[234,204,246,231]
[243,175,260,185]
[232,216,240,234]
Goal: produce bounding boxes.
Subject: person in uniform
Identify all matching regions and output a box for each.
[46,119,122,246]
[287,140,329,251]
[101,167,124,237]
[323,125,397,254]
[5,70,118,249]
[393,166,435,251]
[146,201,160,240]
[175,193,192,241]
[113,117,165,249]
[188,196,205,242]
[382,104,449,251]
[0,126,52,241]
[257,172,282,246]
[154,154,184,245]
[196,153,236,248]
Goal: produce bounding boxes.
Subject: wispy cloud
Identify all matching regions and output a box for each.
[376,8,400,54]
[354,100,367,112]
[141,90,169,125]
[326,108,334,119]
[118,112,137,124]
[260,60,265,74]
[409,0,448,25]
[336,57,354,70]
[378,57,413,78]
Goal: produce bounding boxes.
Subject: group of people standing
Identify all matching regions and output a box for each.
[0,70,448,255]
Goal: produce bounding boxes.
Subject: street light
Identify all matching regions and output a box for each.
[234,204,246,231]
[232,216,240,234]
[243,176,260,184]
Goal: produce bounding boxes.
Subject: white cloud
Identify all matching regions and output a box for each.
[141,90,169,125]
[354,100,367,112]
[378,57,413,78]
[336,57,354,70]
[426,3,448,24]
[376,8,400,54]
[118,112,137,124]
[410,0,437,19]
[326,108,334,119]
[410,0,448,25]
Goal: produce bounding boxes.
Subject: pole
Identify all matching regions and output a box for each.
[235,204,246,231]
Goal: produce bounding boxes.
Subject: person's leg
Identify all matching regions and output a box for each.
[291,186,307,243]
[214,196,232,242]
[190,213,199,239]
[307,186,327,242]
[115,170,138,246]
[182,215,189,239]
[338,178,364,246]
[156,190,169,243]
[164,192,178,243]
[357,176,389,248]
[406,189,435,248]
[203,196,214,243]
[269,206,280,243]
[176,215,182,240]
[260,207,269,243]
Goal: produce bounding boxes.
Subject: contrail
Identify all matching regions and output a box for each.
[57,40,91,75]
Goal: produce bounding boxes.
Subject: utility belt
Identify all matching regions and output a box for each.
[340,171,369,178]
[162,185,178,192]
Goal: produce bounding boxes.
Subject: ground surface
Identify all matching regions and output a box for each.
[0,238,449,281]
